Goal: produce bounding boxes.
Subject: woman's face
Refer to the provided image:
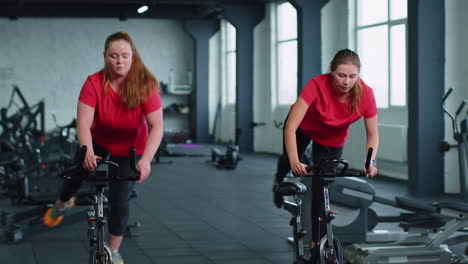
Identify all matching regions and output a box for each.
[330,63,359,96]
[104,39,133,78]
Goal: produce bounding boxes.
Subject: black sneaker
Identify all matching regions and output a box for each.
[273,179,284,208]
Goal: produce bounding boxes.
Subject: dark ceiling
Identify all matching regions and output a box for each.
[0,0,273,20]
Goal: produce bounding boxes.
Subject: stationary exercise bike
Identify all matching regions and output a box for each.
[59,146,140,264]
[440,87,468,202]
[277,148,374,264]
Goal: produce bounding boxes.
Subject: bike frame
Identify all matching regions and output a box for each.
[92,183,110,264]
[59,145,140,264]
[317,176,343,264]
[279,148,373,264]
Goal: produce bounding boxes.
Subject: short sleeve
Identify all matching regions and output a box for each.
[361,81,378,118]
[300,78,318,105]
[78,77,97,108]
[142,88,162,114]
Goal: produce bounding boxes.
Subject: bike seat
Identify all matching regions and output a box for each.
[277,182,307,196]
[75,192,108,206]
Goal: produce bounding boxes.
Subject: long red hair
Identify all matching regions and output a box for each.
[103,32,159,108]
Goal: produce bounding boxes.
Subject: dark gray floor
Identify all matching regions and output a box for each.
[0,145,466,263]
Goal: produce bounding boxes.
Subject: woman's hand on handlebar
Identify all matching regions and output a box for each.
[291,161,308,177]
[84,152,102,172]
[136,159,151,183]
[364,164,378,177]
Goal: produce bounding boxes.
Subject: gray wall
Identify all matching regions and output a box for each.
[0,18,193,134]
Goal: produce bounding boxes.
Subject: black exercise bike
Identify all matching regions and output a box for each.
[277,148,373,264]
[59,145,140,264]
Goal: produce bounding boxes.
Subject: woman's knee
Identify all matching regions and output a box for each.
[108,202,130,236]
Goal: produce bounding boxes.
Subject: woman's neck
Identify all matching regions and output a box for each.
[336,92,350,103]
[110,76,125,93]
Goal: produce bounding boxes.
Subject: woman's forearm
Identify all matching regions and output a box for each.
[77,124,93,148]
[76,103,95,156]
[140,124,163,164]
[284,127,299,166]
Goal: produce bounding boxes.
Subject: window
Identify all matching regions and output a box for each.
[223,21,237,104]
[276,2,298,105]
[355,0,407,108]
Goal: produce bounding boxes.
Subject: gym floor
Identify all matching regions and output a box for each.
[0,144,465,264]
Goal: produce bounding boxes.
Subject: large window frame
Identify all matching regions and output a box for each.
[274,1,298,106]
[221,20,237,105]
[354,0,408,109]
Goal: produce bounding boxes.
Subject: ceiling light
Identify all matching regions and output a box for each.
[138,5,148,14]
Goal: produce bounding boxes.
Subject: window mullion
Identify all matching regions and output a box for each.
[278,38,297,44]
[388,27,392,107]
[388,18,407,26]
[356,21,388,30]
[388,0,391,107]
[275,3,279,106]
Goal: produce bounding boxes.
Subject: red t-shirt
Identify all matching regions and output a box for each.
[298,73,377,148]
[79,70,162,156]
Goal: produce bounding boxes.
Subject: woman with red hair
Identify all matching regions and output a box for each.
[44,32,163,264]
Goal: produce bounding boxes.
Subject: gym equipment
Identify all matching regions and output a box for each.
[210,144,241,169]
[329,177,446,245]
[277,148,373,264]
[344,201,468,264]
[43,115,77,158]
[152,138,173,164]
[313,173,468,263]
[0,123,80,242]
[59,146,140,264]
[1,85,45,139]
[0,86,84,243]
[154,140,206,164]
[0,154,88,243]
[440,87,468,202]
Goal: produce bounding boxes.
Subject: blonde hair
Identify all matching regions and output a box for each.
[103,32,159,108]
[330,49,362,113]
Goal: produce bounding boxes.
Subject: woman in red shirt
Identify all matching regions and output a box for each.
[44,32,163,264]
[273,49,379,250]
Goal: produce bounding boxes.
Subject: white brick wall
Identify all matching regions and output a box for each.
[0,18,193,132]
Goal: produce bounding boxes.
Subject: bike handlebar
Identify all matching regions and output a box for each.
[441,87,466,134]
[365,147,373,170]
[302,147,373,178]
[60,145,141,182]
[456,100,466,117]
[441,87,454,104]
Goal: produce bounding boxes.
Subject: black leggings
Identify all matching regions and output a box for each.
[60,143,137,236]
[276,118,343,243]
